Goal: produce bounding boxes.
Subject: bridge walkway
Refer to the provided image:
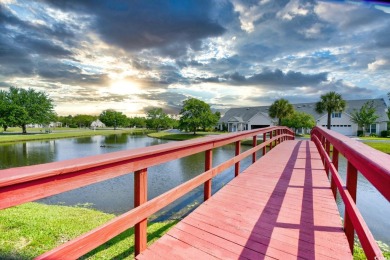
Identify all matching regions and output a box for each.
[136,140,352,259]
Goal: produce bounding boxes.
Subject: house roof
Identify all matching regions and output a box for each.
[219,98,389,123]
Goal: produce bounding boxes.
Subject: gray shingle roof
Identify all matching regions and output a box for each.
[219,98,389,123]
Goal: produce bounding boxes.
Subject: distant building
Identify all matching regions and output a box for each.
[91,119,106,128]
[218,98,389,136]
[26,122,62,128]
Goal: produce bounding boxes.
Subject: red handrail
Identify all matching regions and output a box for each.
[311,126,390,260]
[0,126,294,259]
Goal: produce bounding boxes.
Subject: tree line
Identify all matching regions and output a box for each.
[0,87,220,134]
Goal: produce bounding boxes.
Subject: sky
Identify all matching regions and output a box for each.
[0,0,389,116]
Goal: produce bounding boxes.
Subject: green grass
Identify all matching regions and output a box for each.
[0,202,177,259]
[353,241,390,259]
[359,136,390,141]
[0,128,153,144]
[147,131,224,141]
[363,142,390,154]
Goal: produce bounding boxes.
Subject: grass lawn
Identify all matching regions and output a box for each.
[147,131,225,141]
[363,142,390,154]
[359,136,390,141]
[0,202,177,259]
[0,128,153,144]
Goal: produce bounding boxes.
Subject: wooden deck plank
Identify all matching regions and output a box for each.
[136,140,353,260]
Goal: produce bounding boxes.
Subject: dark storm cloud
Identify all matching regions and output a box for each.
[195,69,328,87]
[14,35,72,57]
[137,91,188,114]
[37,62,110,86]
[42,0,231,57]
[0,3,76,79]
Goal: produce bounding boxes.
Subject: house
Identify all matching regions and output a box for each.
[91,119,106,128]
[218,98,389,136]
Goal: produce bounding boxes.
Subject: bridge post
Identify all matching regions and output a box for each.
[344,161,358,252]
[235,141,240,177]
[134,168,148,256]
[325,140,331,177]
[204,149,213,201]
[262,133,266,156]
[252,135,257,163]
[331,147,339,199]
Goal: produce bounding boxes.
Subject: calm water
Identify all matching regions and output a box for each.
[0,134,389,245]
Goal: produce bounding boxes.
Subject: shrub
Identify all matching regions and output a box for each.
[369,133,377,137]
[357,130,364,137]
[380,130,389,138]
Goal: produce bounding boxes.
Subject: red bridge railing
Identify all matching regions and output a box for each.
[311,126,390,260]
[0,126,294,259]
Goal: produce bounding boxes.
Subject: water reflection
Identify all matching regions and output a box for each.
[0,141,56,169]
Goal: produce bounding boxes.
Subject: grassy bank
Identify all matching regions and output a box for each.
[147,131,224,141]
[0,202,177,259]
[0,128,153,144]
[363,142,390,154]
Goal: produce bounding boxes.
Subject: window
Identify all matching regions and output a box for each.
[368,124,377,134]
[332,112,342,118]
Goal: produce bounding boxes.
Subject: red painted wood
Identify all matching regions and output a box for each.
[138,141,353,260]
[134,168,148,256]
[204,149,213,201]
[234,141,240,177]
[269,131,273,150]
[263,133,266,156]
[311,132,384,259]
[0,126,296,259]
[331,147,339,199]
[344,161,358,252]
[252,135,257,163]
[325,139,330,177]
[311,127,390,201]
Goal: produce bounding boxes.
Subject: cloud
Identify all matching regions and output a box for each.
[195,68,328,87]
[1,0,389,115]
[42,0,231,57]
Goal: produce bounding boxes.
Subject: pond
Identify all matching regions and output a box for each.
[0,133,389,245]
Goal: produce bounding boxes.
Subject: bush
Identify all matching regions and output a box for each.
[380,130,389,138]
[69,124,78,128]
[369,133,377,137]
[357,130,364,137]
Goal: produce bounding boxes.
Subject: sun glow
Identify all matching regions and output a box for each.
[109,80,142,95]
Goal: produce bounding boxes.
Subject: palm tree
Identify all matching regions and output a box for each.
[269,98,294,126]
[315,91,346,130]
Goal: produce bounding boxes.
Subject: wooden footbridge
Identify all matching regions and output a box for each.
[1,126,389,259]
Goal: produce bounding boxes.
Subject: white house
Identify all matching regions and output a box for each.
[91,119,106,128]
[218,98,389,136]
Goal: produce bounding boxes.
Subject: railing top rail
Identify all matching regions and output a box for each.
[311,126,390,201]
[0,126,291,189]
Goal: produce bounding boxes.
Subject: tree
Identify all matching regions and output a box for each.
[99,109,127,130]
[146,108,169,131]
[315,91,346,130]
[350,101,379,134]
[269,98,294,126]
[4,87,55,133]
[128,116,146,128]
[179,98,217,134]
[282,111,316,134]
[73,114,97,128]
[0,90,9,131]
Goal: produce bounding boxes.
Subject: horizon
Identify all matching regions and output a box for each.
[1,0,390,117]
